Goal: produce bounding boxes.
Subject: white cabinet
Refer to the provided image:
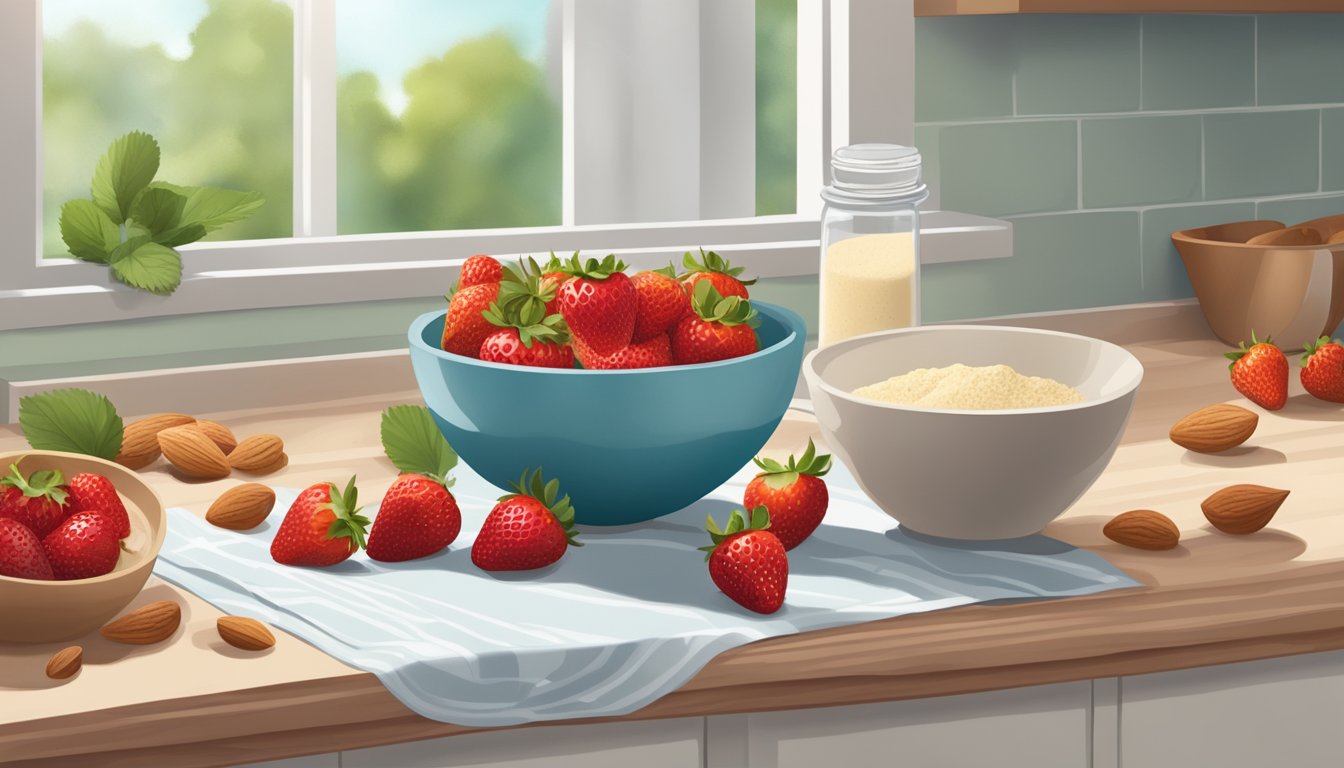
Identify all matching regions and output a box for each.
[1119,651,1344,768]
[341,717,705,768]
[742,681,1092,768]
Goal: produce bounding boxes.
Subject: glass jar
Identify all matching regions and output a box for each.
[817,144,929,348]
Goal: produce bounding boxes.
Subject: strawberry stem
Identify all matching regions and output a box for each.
[501,467,582,548]
[699,506,771,560]
[1,463,69,506]
[322,476,371,550]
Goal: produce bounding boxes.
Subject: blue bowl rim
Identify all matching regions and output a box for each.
[408,300,808,376]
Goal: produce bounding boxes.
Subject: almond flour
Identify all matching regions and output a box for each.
[853,363,1083,410]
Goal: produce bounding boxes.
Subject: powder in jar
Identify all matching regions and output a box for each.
[853,364,1084,410]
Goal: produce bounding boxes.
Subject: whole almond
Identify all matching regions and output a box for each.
[206,483,276,530]
[158,425,232,480]
[1103,510,1181,550]
[217,616,276,651]
[45,646,82,680]
[100,600,181,645]
[1202,484,1290,534]
[1169,404,1259,453]
[195,420,238,455]
[115,413,196,469]
[228,434,285,474]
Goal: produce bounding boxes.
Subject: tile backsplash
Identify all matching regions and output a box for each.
[917,13,1344,322]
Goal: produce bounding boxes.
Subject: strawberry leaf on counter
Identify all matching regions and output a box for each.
[18,388,124,460]
[380,405,458,487]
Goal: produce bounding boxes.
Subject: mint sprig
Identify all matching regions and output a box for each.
[18,388,124,460]
[379,405,458,488]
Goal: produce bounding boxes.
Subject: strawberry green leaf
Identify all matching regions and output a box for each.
[131,186,187,236]
[172,185,266,233]
[322,476,371,549]
[59,199,121,263]
[380,405,458,487]
[109,239,183,295]
[18,388,124,460]
[91,131,160,224]
[1,464,69,506]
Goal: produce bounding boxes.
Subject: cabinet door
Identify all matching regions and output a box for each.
[341,717,705,768]
[1120,651,1344,768]
[744,681,1091,768]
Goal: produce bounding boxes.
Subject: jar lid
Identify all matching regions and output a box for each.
[823,143,927,205]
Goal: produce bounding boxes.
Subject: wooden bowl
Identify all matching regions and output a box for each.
[0,451,167,642]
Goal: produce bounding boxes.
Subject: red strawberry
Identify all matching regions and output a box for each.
[556,253,637,356]
[670,281,760,365]
[679,248,755,300]
[480,328,575,368]
[1226,333,1289,411]
[743,439,832,551]
[0,518,54,580]
[64,473,131,540]
[478,261,576,368]
[43,511,120,580]
[270,477,371,567]
[540,253,573,315]
[575,334,674,370]
[471,468,581,571]
[0,464,70,539]
[1300,335,1344,403]
[457,254,502,289]
[631,268,691,342]
[700,507,788,614]
[441,282,501,358]
[366,474,462,563]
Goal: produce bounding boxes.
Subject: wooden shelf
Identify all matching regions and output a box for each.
[916,0,1344,15]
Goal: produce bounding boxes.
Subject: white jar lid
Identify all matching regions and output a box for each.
[824,143,927,204]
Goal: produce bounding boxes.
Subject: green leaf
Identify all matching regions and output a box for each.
[59,199,121,263]
[91,131,160,224]
[18,388,124,460]
[153,223,208,248]
[131,187,187,236]
[379,405,458,485]
[175,186,266,233]
[109,240,183,295]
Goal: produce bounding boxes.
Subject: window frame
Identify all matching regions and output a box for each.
[0,0,1008,332]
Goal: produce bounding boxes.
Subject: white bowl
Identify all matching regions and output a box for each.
[803,325,1143,540]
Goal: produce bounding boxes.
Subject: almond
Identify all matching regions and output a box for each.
[1169,404,1258,454]
[217,616,276,651]
[228,434,285,474]
[1202,484,1290,534]
[115,413,196,469]
[195,420,238,455]
[1103,510,1181,550]
[100,600,181,645]
[45,646,82,679]
[158,425,232,480]
[206,483,276,530]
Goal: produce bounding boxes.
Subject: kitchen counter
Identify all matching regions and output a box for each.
[2,302,1343,767]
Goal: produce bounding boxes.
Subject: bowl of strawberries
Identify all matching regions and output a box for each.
[408,251,808,525]
[0,450,166,642]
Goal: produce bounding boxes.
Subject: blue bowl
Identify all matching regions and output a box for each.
[407,302,807,525]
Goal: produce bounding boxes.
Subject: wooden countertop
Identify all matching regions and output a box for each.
[3,303,1344,767]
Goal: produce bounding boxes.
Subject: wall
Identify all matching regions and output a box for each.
[917,13,1344,322]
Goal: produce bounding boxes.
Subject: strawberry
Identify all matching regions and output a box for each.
[478,260,576,368]
[471,468,581,571]
[743,439,832,551]
[366,474,462,562]
[679,248,755,300]
[457,254,502,289]
[43,511,120,580]
[0,464,70,539]
[670,281,760,365]
[480,328,575,368]
[1226,333,1289,411]
[270,477,371,567]
[1300,335,1344,403]
[540,252,572,315]
[0,518,54,580]
[575,334,674,370]
[440,282,501,358]
[631,266,691,342]
[700,507,788,614]
[64,473,131,539]
[556,253,637,356]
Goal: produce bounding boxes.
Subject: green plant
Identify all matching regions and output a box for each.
[58,131,264,295]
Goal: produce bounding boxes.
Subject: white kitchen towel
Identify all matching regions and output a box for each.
[153,460,1139,727]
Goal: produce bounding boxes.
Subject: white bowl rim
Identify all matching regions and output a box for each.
[805,324,1145,416]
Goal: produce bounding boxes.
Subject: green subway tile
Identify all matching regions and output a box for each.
[1082,116,1201,208]
[1257,15,1344,106]
[1324,109,1344,192]
[913,125,941,206]
[914,17,1015,122]
[1141,203,1256,302]
[1141,15,1254,110]
[1204,111,1319,200]
[922,212,1140,321]
[1015,15,1140,115]
[938,121,1077,217]
[1256,194,1344,227]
